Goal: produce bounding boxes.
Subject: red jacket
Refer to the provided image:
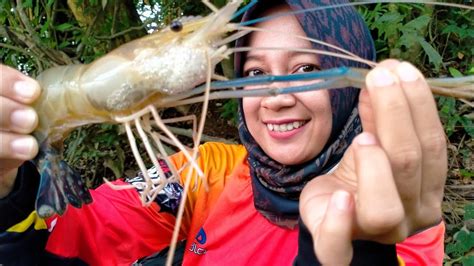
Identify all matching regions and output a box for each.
[1,142,444,265]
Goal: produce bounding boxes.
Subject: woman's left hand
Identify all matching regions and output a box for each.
[299,60,447,263]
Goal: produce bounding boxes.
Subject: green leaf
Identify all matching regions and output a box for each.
[462,256,474,266]
[446,228,474,257]
[468,66,474,75]
[0,11,7,25]
[373,12,403,40]
[403,15,430,32]
[59,41,70,49]
[442,24,474,39]
[460,116,474,138]
[398,32,418,49]
[23,0,33,8]
[418,38,443,71]
[104,157,124,179]
[213,0,227,8]
[448,67,464,78]
[56,23,74,32]
[40,20,50,37]
[465,204,474,220]
[460,170,474,179]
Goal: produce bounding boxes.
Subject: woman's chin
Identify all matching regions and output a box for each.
[266,149,311,166]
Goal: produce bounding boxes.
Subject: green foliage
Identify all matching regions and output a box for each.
[64,124,128,188]
[219,99,239,126]
[445,204,474,265]
[360,4,442,71]
[360,3,474,75]
[438,96,474,138]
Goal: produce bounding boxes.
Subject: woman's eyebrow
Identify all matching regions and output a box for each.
[245,50,317,62]
[245,53,265,62]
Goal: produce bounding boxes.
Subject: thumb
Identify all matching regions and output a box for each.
[314,190,354,266]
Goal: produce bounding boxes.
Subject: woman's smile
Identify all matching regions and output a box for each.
[265,119,307,138]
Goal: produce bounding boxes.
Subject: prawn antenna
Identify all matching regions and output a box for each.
[231,0,259,20]
[239,1,474,27]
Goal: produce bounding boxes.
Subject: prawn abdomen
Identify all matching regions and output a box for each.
[35,65,111,143]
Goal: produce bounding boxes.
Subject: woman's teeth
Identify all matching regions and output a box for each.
[266,121,305,132]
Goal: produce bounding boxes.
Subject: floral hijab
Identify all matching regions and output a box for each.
[235,0,376,227]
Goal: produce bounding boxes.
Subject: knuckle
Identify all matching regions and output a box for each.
[359,206,405,234]
[384,98,406,113]
[389,145,421,173]
[0,136,12,158]
[421,131,447,158]
[417,204,443,224]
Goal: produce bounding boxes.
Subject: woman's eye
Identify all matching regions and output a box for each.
[245,69,265,77]
[296,64,320,73]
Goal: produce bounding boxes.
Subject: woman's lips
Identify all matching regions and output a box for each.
[265,120,308,139]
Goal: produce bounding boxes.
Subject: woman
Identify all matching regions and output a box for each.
[0,0,445,265]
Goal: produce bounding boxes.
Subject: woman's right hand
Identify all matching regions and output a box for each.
[0,65,41,198]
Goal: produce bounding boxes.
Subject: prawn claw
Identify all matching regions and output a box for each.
[34,143,92,218]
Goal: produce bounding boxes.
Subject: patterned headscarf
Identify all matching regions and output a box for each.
[235,0,376,227]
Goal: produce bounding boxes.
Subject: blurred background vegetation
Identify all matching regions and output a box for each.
[1,0,472,264]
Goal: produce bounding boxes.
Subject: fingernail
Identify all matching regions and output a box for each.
[369,68,396,87]
[356,132,377,146]
[11,109,37,131]
[11,138,35,156]
[332,191,351,211]
[14,80,39,99]
[397,62,419,82]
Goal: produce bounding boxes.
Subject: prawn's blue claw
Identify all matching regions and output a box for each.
[33,143,92,218]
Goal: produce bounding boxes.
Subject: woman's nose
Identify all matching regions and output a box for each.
[261,92,297,111]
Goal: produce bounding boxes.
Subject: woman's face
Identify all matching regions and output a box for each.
[242,5,332,165]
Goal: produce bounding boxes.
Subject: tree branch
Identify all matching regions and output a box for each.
[94,24,148,40]
[0,43,45,72]
[0,25,8,38]
[14,0,73,66]
[0,42,30,55]
[15,0,38,42]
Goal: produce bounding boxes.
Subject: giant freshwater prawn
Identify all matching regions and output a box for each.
[18,0,473,264]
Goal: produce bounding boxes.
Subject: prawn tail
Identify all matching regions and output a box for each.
[33,143,92,218]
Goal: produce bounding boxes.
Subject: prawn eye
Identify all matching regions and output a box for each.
[170,20,183,32]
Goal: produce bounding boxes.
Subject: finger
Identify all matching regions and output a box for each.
[359,59,402,134]
[315,190,354,266]
[0,132,38,161]
[0,96,38,134]
[365,65,422,204]
[0,65,41,104]
[353,132,406,240]
[358,89,375,134]
[395,62,446,216]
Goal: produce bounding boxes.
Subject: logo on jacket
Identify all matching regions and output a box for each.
[195,227,207,244]
[189,227,207,255]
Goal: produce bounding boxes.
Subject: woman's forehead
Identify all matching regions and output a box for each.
[247,15,310,47]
